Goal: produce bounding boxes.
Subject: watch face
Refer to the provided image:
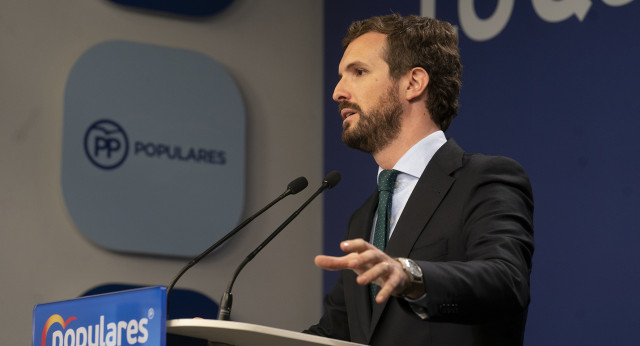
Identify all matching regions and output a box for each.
[397,258,422,282]
[403,259,422,282]
[408,264,421,277]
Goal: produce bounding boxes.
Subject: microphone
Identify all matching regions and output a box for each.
[166,176,309,306]
[217,170,341,320]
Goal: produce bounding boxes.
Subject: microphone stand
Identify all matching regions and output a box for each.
[166,177,308,312]
[217,171,340,320]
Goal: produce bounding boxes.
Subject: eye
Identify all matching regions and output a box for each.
[355,68,366,76]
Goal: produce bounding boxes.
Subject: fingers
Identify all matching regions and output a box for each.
[358,259,408,303]
[314,239,377,271]
[356,260,393,285]
[315,238,411,303]
[374,264,408,303]
[340,238,371,253]
[314,254,354,270]
[314,249,380,272]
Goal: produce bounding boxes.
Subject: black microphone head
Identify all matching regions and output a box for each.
[322,170,341,189]
[288,176,309,194]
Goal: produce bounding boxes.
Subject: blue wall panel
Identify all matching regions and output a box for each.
[324,1,640,344]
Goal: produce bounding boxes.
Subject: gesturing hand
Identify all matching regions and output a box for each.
[315,238,424,303]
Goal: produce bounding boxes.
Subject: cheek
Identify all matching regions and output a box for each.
[359,90,377,106]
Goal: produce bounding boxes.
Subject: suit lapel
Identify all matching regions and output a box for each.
[349,190,378,240]
[346,190,378,339]
[385,140,463,257]
[368,139,464,338]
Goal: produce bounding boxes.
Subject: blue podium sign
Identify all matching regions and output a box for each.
[33,287,166,346]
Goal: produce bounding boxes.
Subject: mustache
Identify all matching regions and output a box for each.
[338,101,363,114]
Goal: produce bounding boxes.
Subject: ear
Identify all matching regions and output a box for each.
[404,67,429,102]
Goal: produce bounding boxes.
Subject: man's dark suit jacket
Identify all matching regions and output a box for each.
[306,139,534,346]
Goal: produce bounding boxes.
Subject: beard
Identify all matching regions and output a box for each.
[340,85,403,154]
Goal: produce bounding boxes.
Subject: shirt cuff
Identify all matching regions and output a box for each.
[405,292,429,319]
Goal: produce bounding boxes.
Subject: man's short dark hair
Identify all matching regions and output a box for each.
[343,14,462,131]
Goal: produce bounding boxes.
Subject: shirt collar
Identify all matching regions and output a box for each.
[377,130,447,180]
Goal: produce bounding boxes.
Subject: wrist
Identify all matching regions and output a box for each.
[394,257,425,298]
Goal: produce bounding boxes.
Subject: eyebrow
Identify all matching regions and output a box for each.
[337,61,366,80]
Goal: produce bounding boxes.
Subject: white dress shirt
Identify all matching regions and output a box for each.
[370,130,447,241]
[369,130,447,317]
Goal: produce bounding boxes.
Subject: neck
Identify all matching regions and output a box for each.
[373,110,440,169]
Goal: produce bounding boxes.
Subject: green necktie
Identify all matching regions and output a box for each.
[370,169,399,305]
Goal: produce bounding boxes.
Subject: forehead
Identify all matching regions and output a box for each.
[338,31,388,72]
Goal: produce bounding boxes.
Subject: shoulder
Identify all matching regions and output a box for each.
[456,153,534,213]
[434,139,530,181]
[463,152,528,177]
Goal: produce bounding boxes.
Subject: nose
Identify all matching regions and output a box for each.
[333,78,349,102]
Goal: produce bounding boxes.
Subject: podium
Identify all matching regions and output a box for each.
[33,286,167,346]
[34,287,365,346]
[167,319,366,346]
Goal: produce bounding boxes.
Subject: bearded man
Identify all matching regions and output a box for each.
[304,14,534,346]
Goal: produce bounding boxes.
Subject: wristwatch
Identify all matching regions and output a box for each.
[395,257,424,297]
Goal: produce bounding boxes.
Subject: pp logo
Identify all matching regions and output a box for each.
[84,119,129,170]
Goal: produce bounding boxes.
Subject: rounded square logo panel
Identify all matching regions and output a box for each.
[108,0,234,17]
[62,40,245,257]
